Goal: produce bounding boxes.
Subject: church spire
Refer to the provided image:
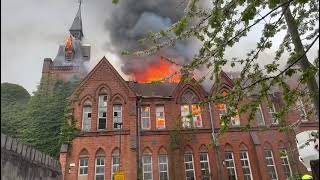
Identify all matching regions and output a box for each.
[69,0,83,40]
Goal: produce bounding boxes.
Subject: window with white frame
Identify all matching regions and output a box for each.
[156,106,166,129]
[264,150,278,180]
[256,104,265,126]
[225,151,237,180]
[95,156,105,180]
[83,106,92,131]
[184,154,195,180]
[98,95,107,130]
[111,154,120,179]
[268,103,278,124]
[200,153,211,180]
[240,151,253,180]
[141,106,151,130]
[280,149,292,179]
[143,155,153,180]
[113,105,122,129]
[296,98,307,121]
[180,104,203,128]
[159,155,169,180]
[79,157,89,176]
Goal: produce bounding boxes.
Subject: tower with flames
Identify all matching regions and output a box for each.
[41,1,90,88]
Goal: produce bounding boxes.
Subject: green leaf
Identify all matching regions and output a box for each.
[112,0,119,4]
[173,16,189,36]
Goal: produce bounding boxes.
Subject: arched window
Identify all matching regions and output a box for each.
[142,148,153,180]
[180,89,203,128]
[239,143,253,180]
[111,148,120,179]
[79,149,89,178]
[98,88,108,130]
[216,90,240,126]
[158,147,169,180]
[184,146,195,180]
[199,145,211,180]
[95,149,105,180]
[264,143,278,180]
[113,97,123,129]
[224,144,237,180]
[278,141,292,179]
[82,100,92,131]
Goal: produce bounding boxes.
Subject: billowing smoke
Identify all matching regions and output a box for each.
[105,0,201,80]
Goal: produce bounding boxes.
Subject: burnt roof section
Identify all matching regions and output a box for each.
[127,82,178,97]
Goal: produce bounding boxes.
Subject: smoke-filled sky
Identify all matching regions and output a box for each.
[1,0,318,93]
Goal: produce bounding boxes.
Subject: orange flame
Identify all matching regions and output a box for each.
[66,35,73,52]
[132,57,181,83]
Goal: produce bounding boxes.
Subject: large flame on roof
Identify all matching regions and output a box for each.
[132,57,181,83]
[66,35,73,51]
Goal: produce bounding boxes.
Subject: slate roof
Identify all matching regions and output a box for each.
[127,82,178,97]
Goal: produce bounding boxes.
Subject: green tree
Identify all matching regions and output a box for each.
[19,79,79,157]
[120,1,319,178]
[124,0,319,133]
[1,83,30,137]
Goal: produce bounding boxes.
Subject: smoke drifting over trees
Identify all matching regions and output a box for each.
[105,0,201,79]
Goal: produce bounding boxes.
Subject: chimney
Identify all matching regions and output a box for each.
[42,58,53,73]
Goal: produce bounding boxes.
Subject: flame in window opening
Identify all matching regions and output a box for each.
[66,35,73,52]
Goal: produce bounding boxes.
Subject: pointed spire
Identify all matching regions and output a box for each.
[69,0,83,40]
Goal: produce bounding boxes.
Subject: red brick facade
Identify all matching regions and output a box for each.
[59,57,318,180]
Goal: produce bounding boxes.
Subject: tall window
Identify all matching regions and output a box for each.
[156,106,166,129]
[79,149,89,178]
[184,153,195,180]
[111,149,120,179]
[79,157,89,176]
[98,95,107,130]
[229,107,240,126]
[143,155,153,180]
[264,149,278,180]
[225,151,237,180]
[280,149,292,179]
[113,105,123,129]
[180,104,203,128]
[141,106,151,130]
[217,104,240,126]
[95,150,105,180]
[296,98,307,121]
[200,153,211,180]
[240,151,253,180]
[180,90,203,128]
[268,103,278,124]
[256,104,265,126]
[82,104,92,131]
[159,155,169,180]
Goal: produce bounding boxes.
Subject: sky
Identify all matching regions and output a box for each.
[1,0,319,93]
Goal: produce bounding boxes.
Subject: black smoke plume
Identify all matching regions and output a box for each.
[105,0,200,77]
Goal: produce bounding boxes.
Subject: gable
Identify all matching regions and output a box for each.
[69,57,136,100]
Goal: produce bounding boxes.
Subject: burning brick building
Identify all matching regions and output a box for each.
[59,56,318,180]
[41,1,90,87]
[44,2,319,180]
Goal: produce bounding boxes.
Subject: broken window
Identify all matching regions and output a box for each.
[113,105,122,129]
[98,95,107,130]
[82,105,92,131]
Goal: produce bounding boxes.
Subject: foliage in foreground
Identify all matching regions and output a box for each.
[1,80,79,157]
[1,83,30,137]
